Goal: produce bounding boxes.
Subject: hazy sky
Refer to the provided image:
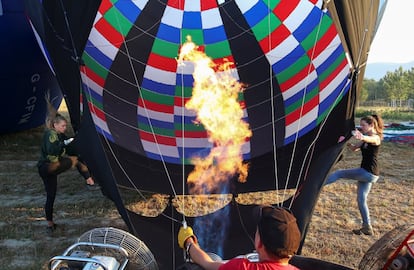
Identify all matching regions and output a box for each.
[367,0,414,63]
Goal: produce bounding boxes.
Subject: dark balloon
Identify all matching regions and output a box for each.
[0,0,62,134]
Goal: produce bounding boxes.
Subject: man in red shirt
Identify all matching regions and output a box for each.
[178,205,301,270]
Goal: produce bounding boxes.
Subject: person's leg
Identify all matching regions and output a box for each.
[75,160,91,180]
[353,171,378,235]
[48,157,72,175]
[352,181,373,235]
[354,170,378,224]
[39,165,57,228]
[74,159,98,188]
[45,177,57,227]
[50,156,94,185]
[325,168,366,185]
[357,181,373,225]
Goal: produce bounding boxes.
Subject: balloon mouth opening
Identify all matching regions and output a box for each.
[120,188,297,218]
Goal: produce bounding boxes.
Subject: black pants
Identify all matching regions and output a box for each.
[38,157,91,222]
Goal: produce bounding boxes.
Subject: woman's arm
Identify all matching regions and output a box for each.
[347,142,362,152]
[353,130,381,145]
[44,130,65,162]
[361,134,381,145]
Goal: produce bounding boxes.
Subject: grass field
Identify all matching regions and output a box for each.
[0,122,413,269]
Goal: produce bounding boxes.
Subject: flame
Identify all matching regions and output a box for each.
[178,36,252,194]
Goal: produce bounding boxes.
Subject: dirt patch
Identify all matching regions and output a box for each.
[1,129,413,269]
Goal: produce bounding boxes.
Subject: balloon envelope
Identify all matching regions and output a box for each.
[0,0,62,134]
[24,0,386,269]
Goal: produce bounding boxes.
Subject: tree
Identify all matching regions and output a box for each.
[381,67,411,107]
[362,79,381,100]
[407,67,414,100]
[359,80,369,104]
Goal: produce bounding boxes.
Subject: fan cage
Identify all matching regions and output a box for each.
[78,227,158,270]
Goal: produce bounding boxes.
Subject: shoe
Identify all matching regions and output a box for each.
[46,223,57,234]
[86,183,100,191]
[352,224,373,235]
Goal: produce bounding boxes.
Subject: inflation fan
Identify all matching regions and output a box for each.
[48,227,158,270]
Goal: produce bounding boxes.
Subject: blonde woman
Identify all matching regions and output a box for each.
[37,113,98,232]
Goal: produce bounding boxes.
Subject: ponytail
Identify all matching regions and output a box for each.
[45,92,66,129]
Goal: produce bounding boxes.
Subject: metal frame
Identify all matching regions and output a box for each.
[48,242,129,270]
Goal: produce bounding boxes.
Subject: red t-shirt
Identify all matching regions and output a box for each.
[218,258,300,270]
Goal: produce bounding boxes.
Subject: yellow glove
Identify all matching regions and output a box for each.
[178,225,196,249]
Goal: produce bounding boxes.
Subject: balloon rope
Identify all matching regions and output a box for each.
[287,0,377,208]
[81,8,181,223]
[282,6,326,206]
[41,1,152,202]
[178,3,189,264]
[354,0,376,69]
[43,0,82,118]
[179,0,188,227]
[78,64,144,195]
[287,77,353,209]
[266,0,281,207]
[58,0,80,63]
[264,3,333,207]
[80,55,182,223]
[121,12,179,198]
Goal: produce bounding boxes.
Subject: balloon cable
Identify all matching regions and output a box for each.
[80,7,181,224]
[58,0,81,64]
[266,0,280,207]
[284,5,327,207]
[178,1,188,227]
[354,0,376,69]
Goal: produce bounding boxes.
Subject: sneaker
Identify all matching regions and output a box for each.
[352,224,373,235]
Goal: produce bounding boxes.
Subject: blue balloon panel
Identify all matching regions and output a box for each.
[0,0,62,134]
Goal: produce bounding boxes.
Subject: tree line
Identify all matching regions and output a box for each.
[362,66,414,107]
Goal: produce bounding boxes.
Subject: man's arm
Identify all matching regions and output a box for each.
[184,238,224,270]
[178,225,224,270]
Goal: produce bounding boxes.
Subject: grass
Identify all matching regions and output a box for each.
[0,119,413,269]
[302,141,414,268]
[0,127,127,270]
[355,106,414,122]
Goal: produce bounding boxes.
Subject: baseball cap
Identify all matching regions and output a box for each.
[256,205,301,258]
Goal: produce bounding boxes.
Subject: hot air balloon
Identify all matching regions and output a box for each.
[0,0,62,134]
[24,0,390,269]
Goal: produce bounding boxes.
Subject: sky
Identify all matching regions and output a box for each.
[367,0,414,64]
